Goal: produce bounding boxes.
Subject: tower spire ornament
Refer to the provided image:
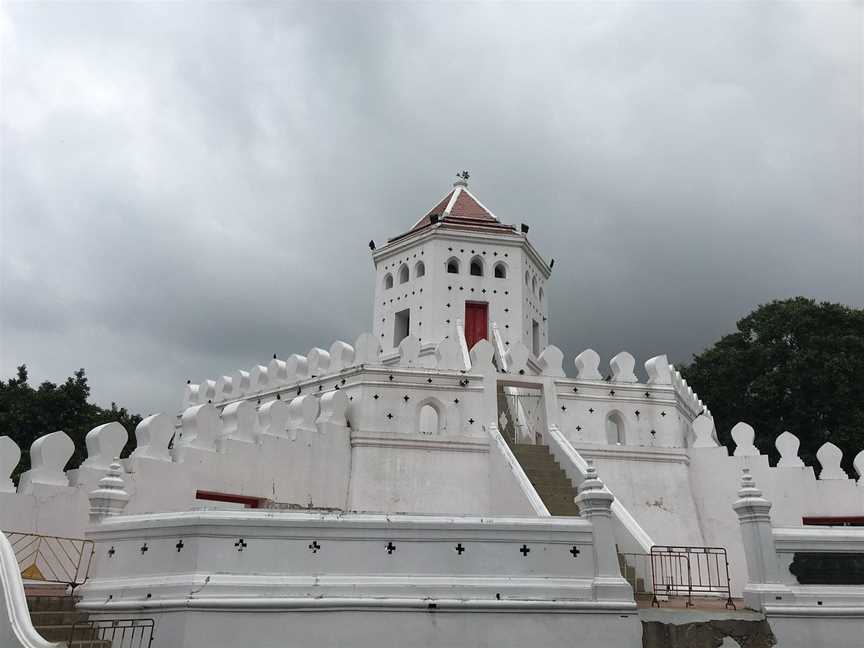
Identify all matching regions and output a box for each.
[454,170,470,187]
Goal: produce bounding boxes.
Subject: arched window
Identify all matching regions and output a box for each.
[446,257,460,274]
[538,287,544,302]
[493,262,507,279]
[384,273,393,289]
[398,264,409,284]
[531,276,537,294]
[419,403,440,435]
[525,270,530,285]
[415,261,425,278]
[606,412,626,445]
[469,256,483,277]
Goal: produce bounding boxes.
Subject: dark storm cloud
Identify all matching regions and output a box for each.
[1,2,861,415]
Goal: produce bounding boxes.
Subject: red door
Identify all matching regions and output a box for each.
[464,302,488,351]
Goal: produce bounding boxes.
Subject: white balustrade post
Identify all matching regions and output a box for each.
[575,460,632,602]
[88,460,130,523]
[732,467,784,610]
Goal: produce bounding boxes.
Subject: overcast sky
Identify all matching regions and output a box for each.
[1,2,862,417]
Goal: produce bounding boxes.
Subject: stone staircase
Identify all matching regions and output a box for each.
[26,589,110,647]
[508,443,581,516]
[497,388,580,516]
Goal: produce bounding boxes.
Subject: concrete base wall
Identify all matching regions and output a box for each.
[767,615,863,648]
[114,609,642,648]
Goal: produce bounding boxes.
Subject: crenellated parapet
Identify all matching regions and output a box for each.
[551,349,700,448]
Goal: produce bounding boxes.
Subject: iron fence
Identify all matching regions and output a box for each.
[69,618,155,648]
[650,545,735,609]
[5,531,95,589]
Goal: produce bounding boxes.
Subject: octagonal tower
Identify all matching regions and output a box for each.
[371,175,552,356]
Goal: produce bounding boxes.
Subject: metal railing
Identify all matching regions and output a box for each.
[650,545,735,609]
[4,531,95,589]
[69,618,155,648]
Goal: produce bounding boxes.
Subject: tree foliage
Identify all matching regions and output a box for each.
[0,365,141,479]
[681,297,864,472]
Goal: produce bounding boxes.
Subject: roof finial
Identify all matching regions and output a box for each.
[454,170,470,187]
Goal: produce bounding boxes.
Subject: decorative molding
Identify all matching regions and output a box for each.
[351,431,488,453]
[574,444,690,466]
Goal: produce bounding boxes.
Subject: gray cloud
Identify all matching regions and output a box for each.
[1,2,861,416]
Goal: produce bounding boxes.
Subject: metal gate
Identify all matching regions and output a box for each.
[497,386,545,445]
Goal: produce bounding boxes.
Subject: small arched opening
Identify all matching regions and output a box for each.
[384,273,393,289]
[470,256,484,277]
[418,403,441,435]
[398,264,410,284]
[531,276,537,294]
[446,257,460,274]
[525,270,530,285]
[539,287,544,302]
[493,262,507,279]
[415,261,425,278]
[606,411,626,445]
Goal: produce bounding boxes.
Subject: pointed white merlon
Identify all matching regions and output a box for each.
[645,355,672,385]
[610,351,638,382]
[328,340,355,372]
[307,347,331,376]
[130,414,174,462]
[537,345,565,377]
[692,416,719,448]
[775,431,804,467]
[81,422,128,471]
[816,442,847,480]
[731,422,760,456]
[574,349,602,380]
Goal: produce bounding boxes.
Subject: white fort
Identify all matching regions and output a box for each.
[2,177,864,648]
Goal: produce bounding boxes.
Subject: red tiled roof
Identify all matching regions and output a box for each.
[396,183,513,242]
[449,190,496,220]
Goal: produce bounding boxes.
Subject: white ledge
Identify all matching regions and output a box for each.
[351,430,488,452]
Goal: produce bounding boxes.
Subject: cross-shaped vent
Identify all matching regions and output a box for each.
[308,541,321,553]
[385,542,396,554]
[519,544,530,557]
[235,539,247,552]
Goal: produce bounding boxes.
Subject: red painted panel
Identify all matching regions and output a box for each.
[464,302,488,351]
[196,490,261,508]
[803,516,864,527]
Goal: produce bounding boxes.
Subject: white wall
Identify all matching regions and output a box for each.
[690,445,864,597]
[347,431,490,514]
[574,444,706,547]
[76,510,639,648]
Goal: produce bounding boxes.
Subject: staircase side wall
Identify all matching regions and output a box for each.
[573,444,706,548]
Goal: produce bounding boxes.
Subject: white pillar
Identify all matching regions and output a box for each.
[576,460,633,603]
[88,460,129,523]
[732,467,787,610]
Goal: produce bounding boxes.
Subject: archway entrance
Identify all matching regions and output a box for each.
[496,380,545,446]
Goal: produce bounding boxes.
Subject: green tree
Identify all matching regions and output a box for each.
[681,297,864,473]
[0,365,141,480]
